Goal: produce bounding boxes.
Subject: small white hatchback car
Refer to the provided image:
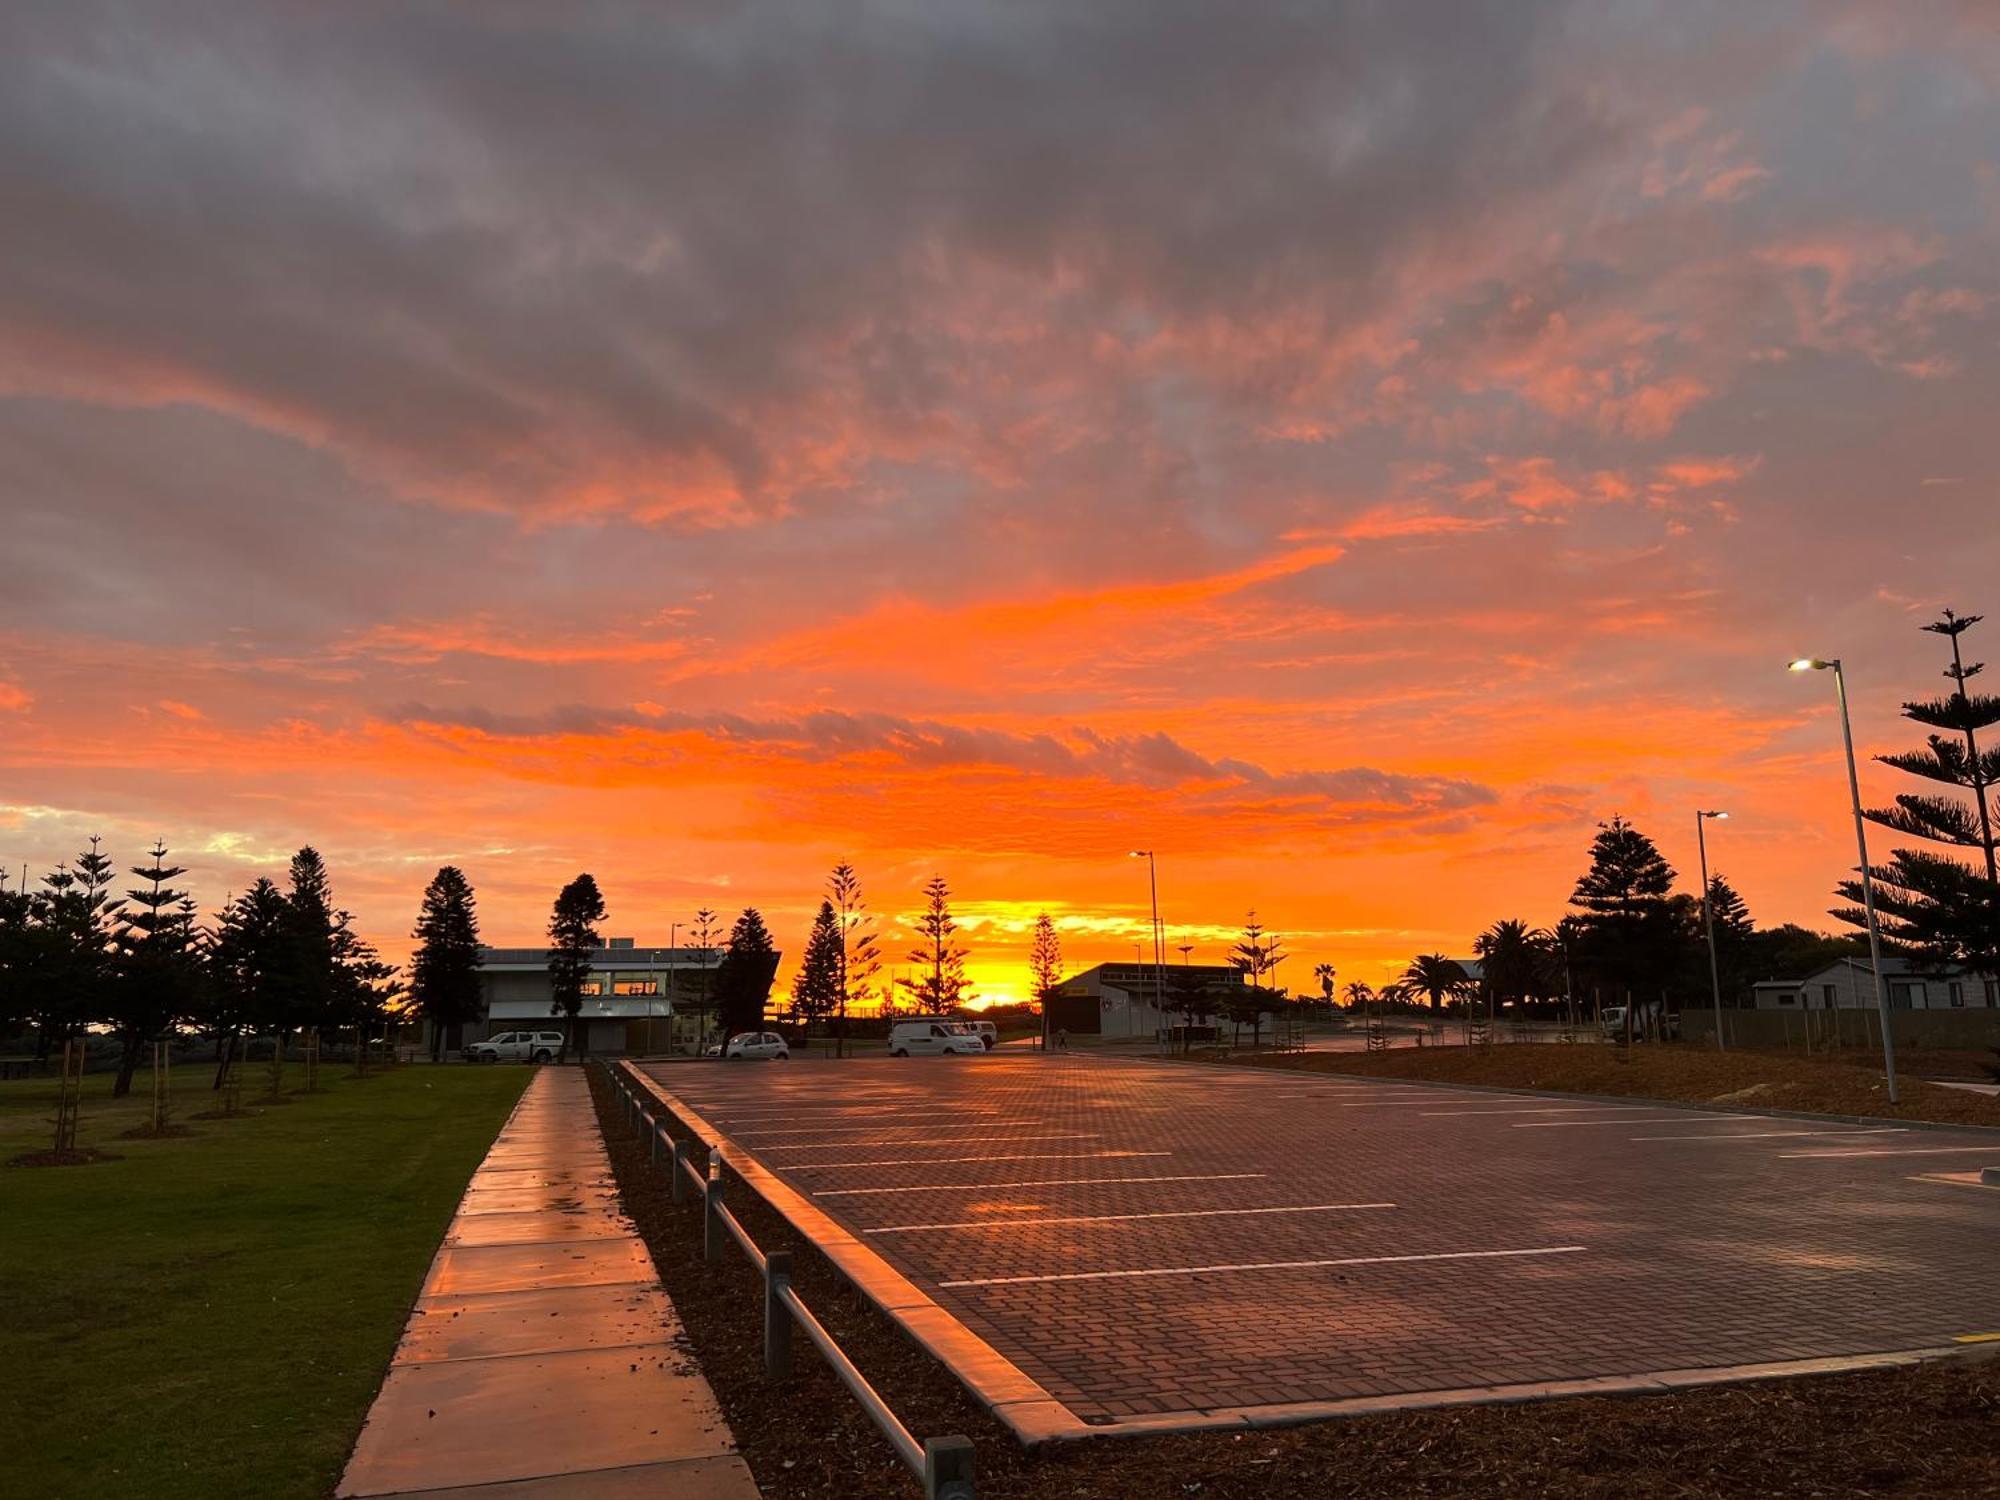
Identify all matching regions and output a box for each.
[724,1031,790,1060]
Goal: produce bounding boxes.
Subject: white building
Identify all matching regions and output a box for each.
[1047,962,1247,1040]
[1752,957,1999,1012]
[457,937,754,1055]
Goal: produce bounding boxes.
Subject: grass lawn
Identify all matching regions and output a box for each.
[1223,1041,2000,1127]
[0,1062,530,1500]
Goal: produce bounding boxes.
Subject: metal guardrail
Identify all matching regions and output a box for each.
[609,1068,976,1500]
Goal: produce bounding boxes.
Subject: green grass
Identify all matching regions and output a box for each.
[0,1061,531,1500]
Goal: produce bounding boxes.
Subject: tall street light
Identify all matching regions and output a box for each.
[1128,850,1165,1040]
[1790,657,1899,1103]
[1695,810,1729,1053]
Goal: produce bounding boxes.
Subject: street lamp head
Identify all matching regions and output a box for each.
[1128,849,1150,858]
[1700,809,1729,820]
[1789,658,1830,672]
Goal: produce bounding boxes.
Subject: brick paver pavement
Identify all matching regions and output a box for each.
[644,1053,2000,1425]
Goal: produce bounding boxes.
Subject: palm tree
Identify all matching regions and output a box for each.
[1340,979,1374,1011]
[1472,919,1553,1018]
[1397,953,1471,1013]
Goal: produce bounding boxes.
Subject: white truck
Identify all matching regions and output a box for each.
[888,1018,986,1057]
[464,1029,565,1064]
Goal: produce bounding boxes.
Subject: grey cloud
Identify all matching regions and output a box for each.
[386,700,1497,814]
[0,1,1718,523]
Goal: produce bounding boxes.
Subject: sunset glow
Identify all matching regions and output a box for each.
[4,5,1999,1006]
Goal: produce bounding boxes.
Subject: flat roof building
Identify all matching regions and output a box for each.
[448,937,768,1056]
[1047,962,1247,1040]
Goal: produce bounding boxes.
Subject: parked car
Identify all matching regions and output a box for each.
[1599,1005,1679,1042]
[464,1030,564,1064]
[724,1031,790,1060]
[888,1018,986,1057]
[964,1019,997,1050]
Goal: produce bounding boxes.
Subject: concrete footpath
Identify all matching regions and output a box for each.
[337,1067,760,1498]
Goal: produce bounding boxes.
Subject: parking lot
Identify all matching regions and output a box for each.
[639,1053,2000,1425]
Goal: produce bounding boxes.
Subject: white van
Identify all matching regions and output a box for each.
[888,1018,986,1057]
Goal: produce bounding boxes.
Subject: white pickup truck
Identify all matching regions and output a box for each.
[464,1029,565,1064]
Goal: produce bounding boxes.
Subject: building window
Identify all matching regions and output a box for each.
[1987,979,1999,1009]
[1821,984,1835,1009]
[1776,991,1797,1006]
[1950,981,1965,1008]
[613,979,658,995]
[1890,980,1919,1009]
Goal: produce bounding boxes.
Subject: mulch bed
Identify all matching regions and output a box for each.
[587,1067,2000,1498]
[116,1122,198,1140]
[7,1146,121,1168]
[1223,1044,2000,1128]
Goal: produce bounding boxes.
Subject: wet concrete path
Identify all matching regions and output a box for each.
[338,1067,759,1497]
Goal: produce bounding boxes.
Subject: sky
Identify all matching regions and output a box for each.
[3,2,1999,1006]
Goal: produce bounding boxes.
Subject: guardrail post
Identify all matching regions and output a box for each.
[923,1436,975,1500]
[763,1250,794,1378]
[671,1138,687,1203]
[703,1149,725,1261]
[649,1120,664,1166]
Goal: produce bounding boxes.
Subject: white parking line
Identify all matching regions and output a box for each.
[692,1106,999,1122]
[865,1202,1396,1234]
[1630,1128,1908,1142]
[1421,1107,1615,1117]
[728,1125,1031,1141]
[938,1244,1587,1289]
[787,1150,1170,1170]
[815,1171,1267,1198]
[1779,1146,2000,1159]
[1509,1114,1754,1129]
[752,1133,1095,1151]
[1336,1099,1492,1108]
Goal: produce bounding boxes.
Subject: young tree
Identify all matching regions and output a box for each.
[688,906,720,1052]
[411,866,485,1062]
[1229,912,1286,990]
[1225,912,1289,1046]
[208,879,288,1087]
[715,908,780,1038]
[109,842,201,1097]
[547,874,607,1057]
[792,901,843,1030]
[897,876,971,1011]
[828,862,881,1057]
[1028,912,1063,1045]
[1839,608,2000,972]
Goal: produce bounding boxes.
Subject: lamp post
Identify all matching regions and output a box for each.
[665,920,679,1056]
[1695,810,1729,1052]
[1790,657,1899,1103]
[1128,851,1164,1042]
